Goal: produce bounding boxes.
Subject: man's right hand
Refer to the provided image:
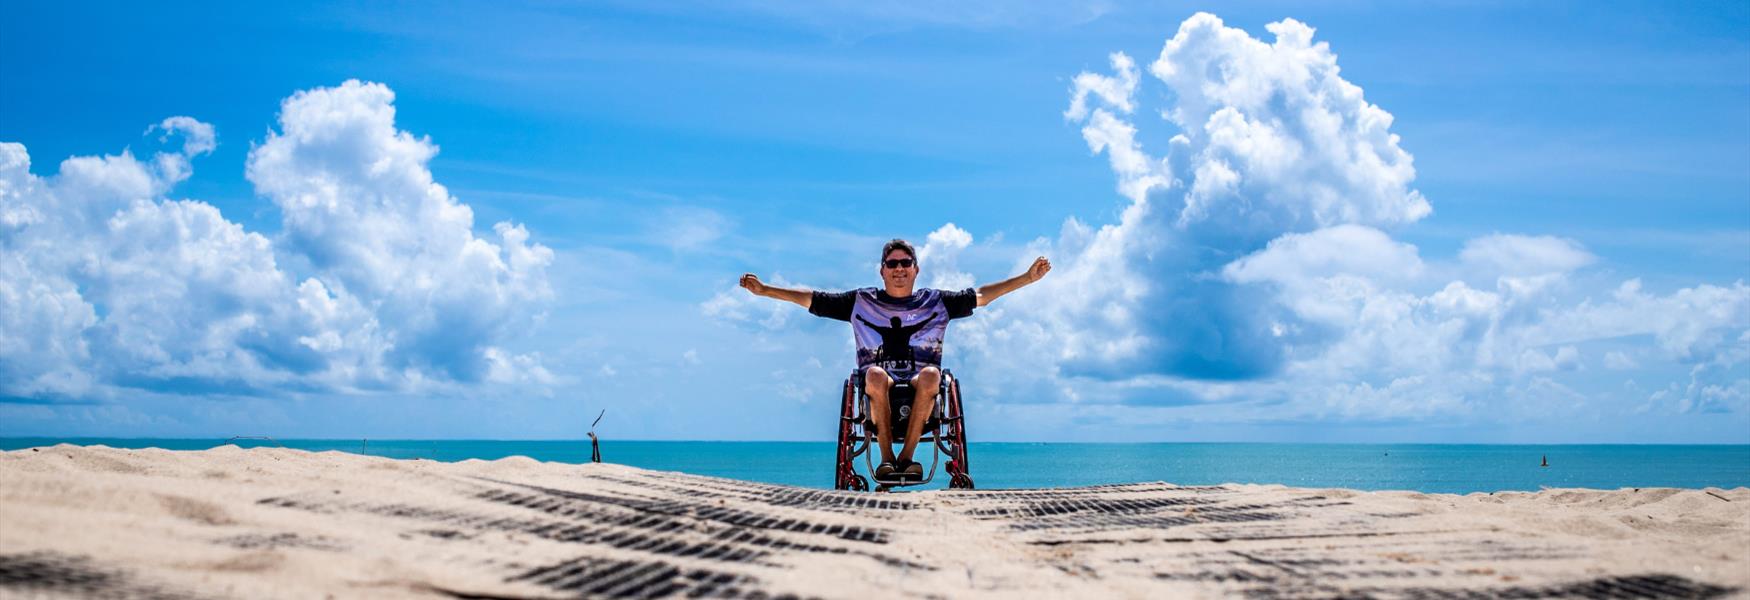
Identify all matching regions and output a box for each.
[739,273,767,296]
[740,273,813,309]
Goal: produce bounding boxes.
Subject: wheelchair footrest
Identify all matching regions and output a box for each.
[873,462,925,484]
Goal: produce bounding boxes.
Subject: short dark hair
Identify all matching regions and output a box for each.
[881,238,916,263]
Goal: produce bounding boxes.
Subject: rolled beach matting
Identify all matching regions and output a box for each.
[1,445,1745,598]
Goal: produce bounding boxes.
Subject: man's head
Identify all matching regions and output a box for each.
[878,238,918,297]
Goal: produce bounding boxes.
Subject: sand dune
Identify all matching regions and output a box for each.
[1,445,1744,598]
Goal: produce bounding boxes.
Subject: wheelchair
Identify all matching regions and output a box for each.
[833,366,973,492]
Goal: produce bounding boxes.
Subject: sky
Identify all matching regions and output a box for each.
[1,1,1747,443]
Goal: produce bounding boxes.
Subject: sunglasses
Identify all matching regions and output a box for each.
[883,258,915,269]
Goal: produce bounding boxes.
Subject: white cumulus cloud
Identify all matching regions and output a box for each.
[920,222,975,290]
[0,80,553,401]
[978,12,1437,387]
[1065,52,1138,121]
[925,12,1750,428]
[1459,234,1595,276]
[1147,13,1430,236]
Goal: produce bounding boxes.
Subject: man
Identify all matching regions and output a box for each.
[740,239,1050,481]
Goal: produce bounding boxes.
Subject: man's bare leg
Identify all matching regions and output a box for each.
[864,367,898,465]
[896,366,940,466]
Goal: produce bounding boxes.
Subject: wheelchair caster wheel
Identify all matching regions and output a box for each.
[848,475,868,492]
[950,473,974,490]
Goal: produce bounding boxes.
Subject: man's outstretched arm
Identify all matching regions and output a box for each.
[740,273,812,309]
[974,256,1051,307]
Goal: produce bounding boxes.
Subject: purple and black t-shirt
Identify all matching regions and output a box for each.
[809,287,977,376]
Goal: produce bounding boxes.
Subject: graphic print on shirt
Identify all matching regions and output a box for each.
[849,289,949,372]
[854,314,938,363]
[808,286,976,373]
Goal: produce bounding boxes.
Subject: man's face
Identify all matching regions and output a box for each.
[881,249,917,291]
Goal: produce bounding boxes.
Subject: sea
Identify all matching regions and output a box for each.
[3,439,1746,495]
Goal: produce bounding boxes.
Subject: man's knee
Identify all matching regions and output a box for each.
[914,366,941,386]
[864,367,893,392]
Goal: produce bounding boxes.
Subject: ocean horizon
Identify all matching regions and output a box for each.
[5,438,1746,495]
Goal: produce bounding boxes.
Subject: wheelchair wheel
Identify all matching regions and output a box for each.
[833,377,859,490]
[944,374,972,483]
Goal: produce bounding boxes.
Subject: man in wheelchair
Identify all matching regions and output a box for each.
[740,239,1050,484]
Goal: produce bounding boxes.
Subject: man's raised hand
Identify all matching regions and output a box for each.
[973,256,1052,307]
[740,274,812,308]
[739,273,767,296]
[1027,256,1052,283]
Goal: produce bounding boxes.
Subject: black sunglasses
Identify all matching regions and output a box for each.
[883,258,915,269]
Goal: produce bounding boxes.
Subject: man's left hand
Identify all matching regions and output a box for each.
[1027,256,1052,282]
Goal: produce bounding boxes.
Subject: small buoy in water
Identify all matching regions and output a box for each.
[1540,455,1548,468]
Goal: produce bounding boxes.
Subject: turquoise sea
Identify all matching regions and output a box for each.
[3,439,1746,494]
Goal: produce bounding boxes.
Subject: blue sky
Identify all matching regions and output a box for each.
[2,1,1746,443]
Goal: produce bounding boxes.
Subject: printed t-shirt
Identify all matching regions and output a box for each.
[809,287,976,375]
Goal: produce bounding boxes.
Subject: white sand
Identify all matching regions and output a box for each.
[1,445,1745,598]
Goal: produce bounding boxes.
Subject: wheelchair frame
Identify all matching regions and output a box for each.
[833,368,973,492]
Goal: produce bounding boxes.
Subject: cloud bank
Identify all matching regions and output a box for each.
[0,80,553,401]
[928,13,1748,422]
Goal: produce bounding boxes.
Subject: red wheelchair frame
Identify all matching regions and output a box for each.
[833,368,973,491]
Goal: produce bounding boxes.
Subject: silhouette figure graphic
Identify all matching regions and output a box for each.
[856,314,936,362]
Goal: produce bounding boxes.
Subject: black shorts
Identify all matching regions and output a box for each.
[857,362,941,426]
[858,361,936,385]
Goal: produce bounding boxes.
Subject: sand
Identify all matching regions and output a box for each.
[0,445,1744,599]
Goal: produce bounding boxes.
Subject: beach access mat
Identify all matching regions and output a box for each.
[1,445,1745,598]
